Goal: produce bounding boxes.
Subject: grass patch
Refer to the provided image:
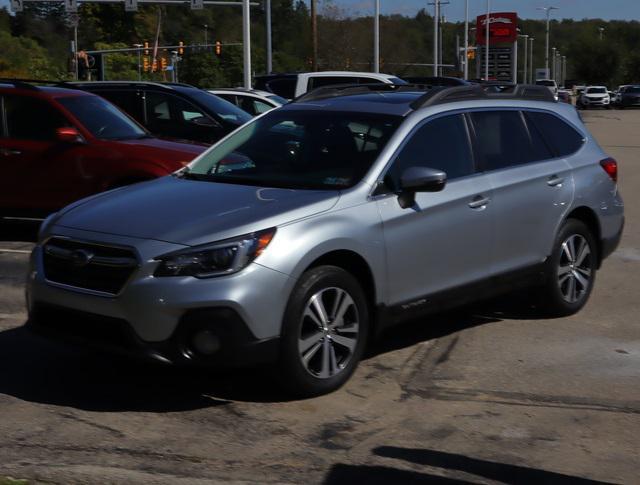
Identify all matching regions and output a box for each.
[0,478,29,485]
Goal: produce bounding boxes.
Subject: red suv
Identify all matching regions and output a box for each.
[0,81,206,220]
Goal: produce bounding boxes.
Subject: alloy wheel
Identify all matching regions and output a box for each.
[558,234,593,303]
[297,287,360,379]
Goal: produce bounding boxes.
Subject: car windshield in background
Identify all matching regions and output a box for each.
[184,110,401,190]
[390,77,409,85]
[188,90,252,125]
[57,95,148,140]
[625,86,640,93]
[587,87,607,94]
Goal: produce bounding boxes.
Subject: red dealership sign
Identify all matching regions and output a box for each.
[476,12,518,45]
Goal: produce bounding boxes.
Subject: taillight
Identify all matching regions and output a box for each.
[600,157,618,183]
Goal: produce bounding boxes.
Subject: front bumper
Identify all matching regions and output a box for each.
[27,228,294,365]
[582,98,610,106]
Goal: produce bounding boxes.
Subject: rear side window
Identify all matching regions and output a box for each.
[265,78,296,99]
[385,114,474,190]
[309,76,359,89]
[524,111,585,157]
[95,90,144,123]
[4,95,69,140]
[469,110,553,171]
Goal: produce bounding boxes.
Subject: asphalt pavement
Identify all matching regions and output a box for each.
[0,109,638,484]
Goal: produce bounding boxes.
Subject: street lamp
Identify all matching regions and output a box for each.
[133,43,143,81]
[528,38,534,84]
[598,27,605,40]
[485,0,490,80]
[374,0,380,73]
[551,46,556,81]
[537,6,558,79]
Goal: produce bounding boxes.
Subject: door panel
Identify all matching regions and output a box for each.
[376,113,494,306]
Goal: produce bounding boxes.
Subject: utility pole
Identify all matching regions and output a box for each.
[463,0,469,79]
[311,0,318,71]
[133,43,143,81]
[551,46,556,81]
[439,13,444,76]
[538,6,558,79]
[242,0,251,88]
[529,37,534,83]
[433,0,439,76]
[265,0,272,73]
[374,0,380,73]
[485,0,490,80]
[598,26,604,40]
[562,55,566,87]
[520,34,528,85]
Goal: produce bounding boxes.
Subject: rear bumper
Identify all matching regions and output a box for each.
[601,216,624,262]
[27,303,280,367]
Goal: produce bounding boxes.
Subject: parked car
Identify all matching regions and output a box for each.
[254,71,407,99]
[402,76,470,86]
[578,86,611,109]
[28,83,624,396]
[557,90,572,104]
[207,88,287,116]
[535,79,559,100]
[67,81,252,144]
[0,80,205,220]
[615,85,640,109]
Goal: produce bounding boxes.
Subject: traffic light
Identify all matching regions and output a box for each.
[215,41,221,56]
[160,57,167,71]
[144,41,149,56]
[143,56,150,72]
[467,48,475,60]
[178,41,184,55]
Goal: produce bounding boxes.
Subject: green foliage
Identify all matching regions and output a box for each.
[0,29,63,78]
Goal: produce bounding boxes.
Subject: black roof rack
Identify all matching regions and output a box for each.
[293,82,436,103]
[293,82,556,107]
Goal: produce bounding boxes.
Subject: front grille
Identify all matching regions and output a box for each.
[43,237,138,295]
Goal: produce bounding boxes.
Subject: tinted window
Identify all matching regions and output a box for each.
[625,86,640,93]
[186,111,401,190]
[309,76,359,89]
[5,95,69,140]
[265,78,296,99]
[58,95,147,140]
[385,114,474,191]
[185,90,251,125]
[525,111,584,157]
[239,97,273,115]
[470,110,553,171]
[95,90,144,123]
[146,91,208,126]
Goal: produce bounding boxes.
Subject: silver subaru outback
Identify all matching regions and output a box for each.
[27,84,624,396]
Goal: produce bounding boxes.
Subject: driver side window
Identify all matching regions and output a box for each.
[385,114,474,192]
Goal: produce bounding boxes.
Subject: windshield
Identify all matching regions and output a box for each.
[57,95,147,140]
[187,90,252,125]
[183,110,401,190]
[625,86,640,93]
[586,87,607,94]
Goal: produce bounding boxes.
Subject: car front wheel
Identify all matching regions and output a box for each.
[278,265,369,397]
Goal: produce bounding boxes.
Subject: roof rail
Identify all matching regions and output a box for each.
[64,81,182,91]
[410,84,556,109]
[0,78,61,91]
[294,82,435,103]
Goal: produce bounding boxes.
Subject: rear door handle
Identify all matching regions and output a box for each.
[468,195,490,209]
[547,175,564,187]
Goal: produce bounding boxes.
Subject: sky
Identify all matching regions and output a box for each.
[319,0,640,21]
[2,0,640,21]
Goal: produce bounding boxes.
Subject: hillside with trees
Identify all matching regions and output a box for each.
[1,1,639,87]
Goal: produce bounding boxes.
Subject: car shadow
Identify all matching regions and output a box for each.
[0,293,552,411]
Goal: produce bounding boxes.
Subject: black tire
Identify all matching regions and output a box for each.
[538,219,597,317]
[278,265,369,397]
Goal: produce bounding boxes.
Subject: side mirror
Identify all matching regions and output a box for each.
[398,166,447,209]
[56,127,84,144]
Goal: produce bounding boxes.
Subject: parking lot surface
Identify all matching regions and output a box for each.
[1,110,639,484]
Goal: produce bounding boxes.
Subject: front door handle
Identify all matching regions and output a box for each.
[547,175,565,187]
[468,195,490,209]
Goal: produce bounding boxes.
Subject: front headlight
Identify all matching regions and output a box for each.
[154,228,276,278]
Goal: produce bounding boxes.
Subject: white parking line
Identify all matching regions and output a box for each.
[0,249,32,254]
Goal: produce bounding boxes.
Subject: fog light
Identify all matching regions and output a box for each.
[192,330,221,356]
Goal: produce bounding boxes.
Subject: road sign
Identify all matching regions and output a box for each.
[190,0,203,9]
[124,0,138,11]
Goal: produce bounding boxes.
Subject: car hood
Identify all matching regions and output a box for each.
[115,137,207,158]
[55,176,340,246]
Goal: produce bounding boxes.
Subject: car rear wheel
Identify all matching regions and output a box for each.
[539,219,597,317]
[278,265,369,397]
